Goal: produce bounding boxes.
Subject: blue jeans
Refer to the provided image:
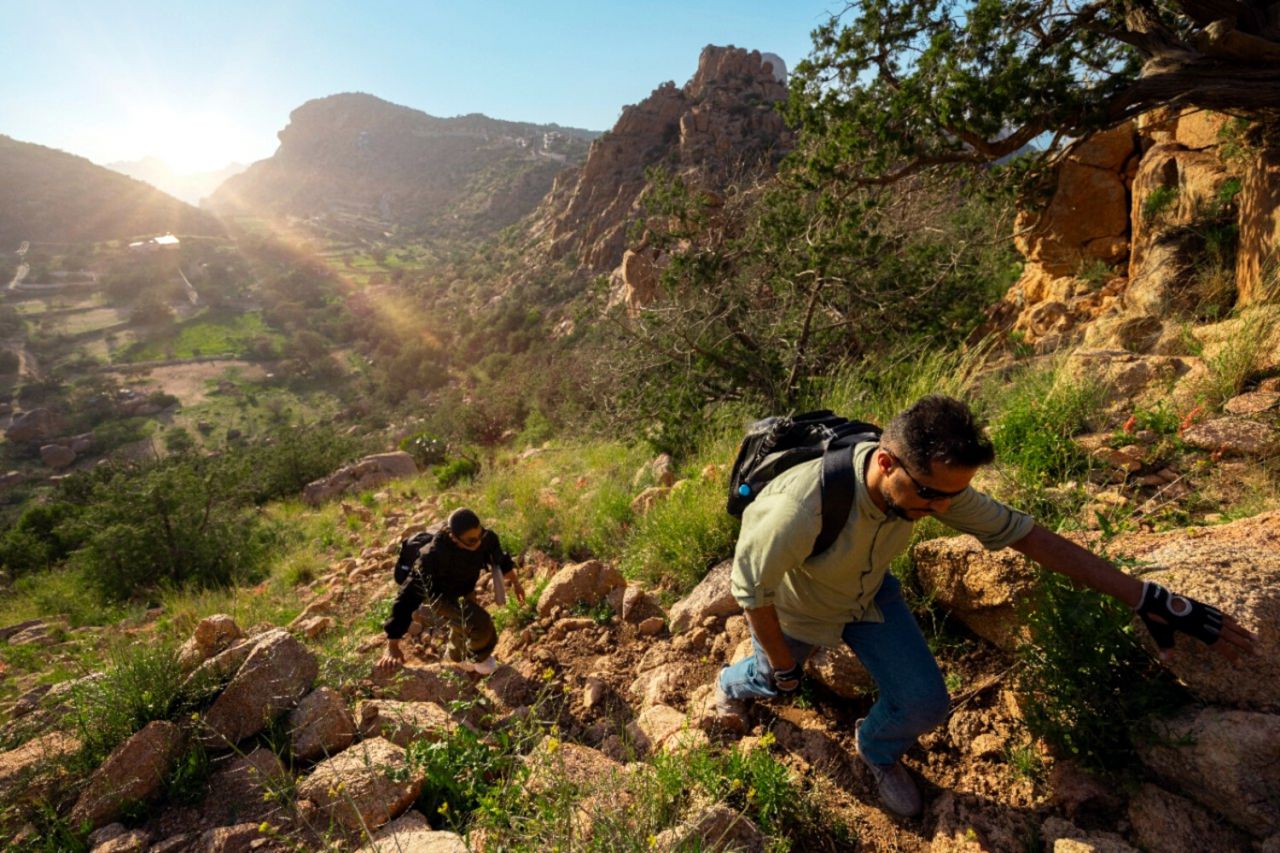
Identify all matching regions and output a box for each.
[718,575,949,766]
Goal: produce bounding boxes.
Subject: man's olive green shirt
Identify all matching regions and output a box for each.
[730,441,1034,647]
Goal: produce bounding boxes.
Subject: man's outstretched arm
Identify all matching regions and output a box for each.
[1009,524,1256,660]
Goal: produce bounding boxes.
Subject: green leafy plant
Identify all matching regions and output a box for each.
[1016,570,1188,771]
[1141,186,1180,224]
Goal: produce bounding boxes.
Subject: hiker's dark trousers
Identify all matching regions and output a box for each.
[426,594,497,663]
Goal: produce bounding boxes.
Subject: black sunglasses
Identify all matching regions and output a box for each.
[455,528,485,548]
[887,452,967,501]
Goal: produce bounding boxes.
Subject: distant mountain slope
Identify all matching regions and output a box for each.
[106,156,247,206]
[0,135,223,247]
[206,93,597,239]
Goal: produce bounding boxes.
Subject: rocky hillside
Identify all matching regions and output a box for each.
[0,135,223,247]
[206,93,596,240]
[2,448,1276,851]
[530,44,792,274]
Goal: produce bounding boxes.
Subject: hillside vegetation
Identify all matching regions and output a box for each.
[0,135,222,246]
[1,11,1279,852]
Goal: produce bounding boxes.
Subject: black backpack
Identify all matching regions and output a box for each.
[393,526,441,585]
[727,410,881,557]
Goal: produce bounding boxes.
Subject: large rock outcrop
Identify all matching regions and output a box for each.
[535,45,791,273]
[990,106,1278,360]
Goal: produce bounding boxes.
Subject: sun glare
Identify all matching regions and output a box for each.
[123,107,260,174]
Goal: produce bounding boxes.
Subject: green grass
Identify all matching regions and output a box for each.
[119,310,282,362]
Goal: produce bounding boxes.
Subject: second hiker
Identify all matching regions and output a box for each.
[376,507,525,676]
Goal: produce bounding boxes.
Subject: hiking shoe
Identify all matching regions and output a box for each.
[708,678,750,736]
[855,719,923,818]
[460,655,498,675]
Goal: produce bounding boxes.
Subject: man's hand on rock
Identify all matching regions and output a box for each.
[1135,581,1256,662]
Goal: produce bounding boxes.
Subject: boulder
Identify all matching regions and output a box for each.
[196,822,274,853]
[356,699,462,748]
[668,560,739,633]
[617,248,660,312]
[536,560,626,618]
[355,810,469,852]
[0,730,79,803]
[176,613,244,670]
[630,485,670,515]
[5,408,55,443]
[1065,349,1193,405]
[289,686,356,762]
[39,444,76,469]
[183,637,254,688]
[652,802,766,853]
[1014,126,1134,276]
[1042,816,1138,852]
[202,628,319,747]
[1127,783,1252,853]
[912,535,1039,651]
[296,737,422,833]
[805,645,874,698]
[1181,416,1279,457]
[370,663,475,708]
[634,452,676,487]
[619,583,665,625]
[0,618,45,643]
[200,747,289,826]
[70,720,184,830]
[1224,390,1280,415]
[627,704,706,755]
[524,738,624,793]
[302,451,418,505]
[1236,145,1280,306]
[1129,143,1233,280]
[629,661,696,709]
[1138,707,1280,837]
[1107,511,1280,710]
[90,828,152,853]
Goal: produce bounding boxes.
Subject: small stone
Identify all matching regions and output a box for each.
[637,617,665,636]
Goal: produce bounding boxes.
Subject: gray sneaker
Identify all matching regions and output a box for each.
[855,719,923,818]
[709,677,750,736]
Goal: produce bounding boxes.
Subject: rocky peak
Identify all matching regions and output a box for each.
[534,45,792,272]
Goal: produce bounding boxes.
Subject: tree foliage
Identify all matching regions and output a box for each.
[789,0,1280,186]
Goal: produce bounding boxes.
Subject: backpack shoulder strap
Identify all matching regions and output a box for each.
[814,442,856,557]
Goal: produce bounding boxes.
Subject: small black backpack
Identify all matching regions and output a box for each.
[393,526,441,585]
[727,410,881,557]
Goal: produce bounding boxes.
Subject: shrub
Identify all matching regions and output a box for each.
[1017,569,1188,771]
[68,642,220,768]
[619,473,739,594]
[65,458,271,600]
[436,456,480,489]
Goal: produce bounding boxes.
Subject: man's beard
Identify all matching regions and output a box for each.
[883,489,929,521]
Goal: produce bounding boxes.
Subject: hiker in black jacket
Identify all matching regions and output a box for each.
[376,507,524,676]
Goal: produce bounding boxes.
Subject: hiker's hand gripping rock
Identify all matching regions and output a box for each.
[1134,581,1256,662]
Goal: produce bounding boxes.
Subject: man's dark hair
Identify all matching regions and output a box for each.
[881,395,995,473]
[448,507,482,536]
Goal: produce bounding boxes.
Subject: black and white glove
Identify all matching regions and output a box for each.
[771,662,803,695]
[1134,581,1224,650]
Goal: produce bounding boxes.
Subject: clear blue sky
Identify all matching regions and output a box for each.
[0,0,841,172]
